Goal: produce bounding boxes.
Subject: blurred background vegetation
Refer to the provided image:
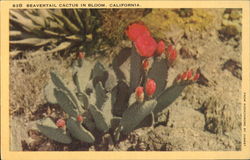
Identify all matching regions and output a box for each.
[10,8,241,59]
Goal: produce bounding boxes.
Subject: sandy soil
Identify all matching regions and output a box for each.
[9,8,242,151]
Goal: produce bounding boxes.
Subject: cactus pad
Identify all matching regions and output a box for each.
[89,104,110,132]
[121,99,157,134]
[154,84,186,114]
[37,117,72,144]
[44,80,57,104]
[67,118,95,143]
[54,88,78,117]
[148,57,168,97]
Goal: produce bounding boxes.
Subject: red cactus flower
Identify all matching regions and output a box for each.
[56,119,65,128]
[181,72,188,80]
[175,74,182,82]
[187,70,193,80]
[135,86,144,102]
[78,52,85,59]
[193,73,200,81]
[77,115,84,123]
[166,45,177,63]
[156,40,165,56]
[146,79,156,96]
[125,23,151,42]
[135,33,157,57]
[142,59,149,71]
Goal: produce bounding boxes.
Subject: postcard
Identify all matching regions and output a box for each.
[1,0,250,159]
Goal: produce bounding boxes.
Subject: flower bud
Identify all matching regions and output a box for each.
[187,70,193,80]
[193,73,200,81]
[77,115,84,123]
[135,86,144,102]
[146,79,156,97]
[156,40,165,56]
[142,59,149,71]
[78,52,85,59]
[166,45,177,64]
[175,74,182,82]
[56,119,66,128]
[181,72,188,80]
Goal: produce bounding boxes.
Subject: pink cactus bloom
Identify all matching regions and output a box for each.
[187,70,193,80]
[142,59,149,71]
[78,52,85,59]
[135,86,144,102]
[181,72,188,80]
[125,23,151,42]
[135,33,157,57]
[77,115,84,123]
[156,40,166,56]
[176,74,182,82]
[146,79,156,96]
[193,73,200,81]
[56,119,66,128]
[166,45,177,63]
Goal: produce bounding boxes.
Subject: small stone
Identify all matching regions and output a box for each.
[223,13,229,19]
[196,47,205,55]
[222,19,229,26]
[230,10,241,20]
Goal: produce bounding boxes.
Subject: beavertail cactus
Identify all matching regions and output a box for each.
[38,22,200,146]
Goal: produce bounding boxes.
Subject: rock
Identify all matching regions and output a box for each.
[145,126,236,151]
[201,96,236,134]
[223,13,229,19]
[180,46,194,59]
[166,106,205,130]
[230,10,241,20]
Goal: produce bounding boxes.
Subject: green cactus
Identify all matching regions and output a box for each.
[89,93,113,132]
[154,83,186,115]
[54,88,79,117]
[67,117,95,143]
[147,57,168,97]
[121,100,157,134]
[38,23,200,147]
[37,117,72,144]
